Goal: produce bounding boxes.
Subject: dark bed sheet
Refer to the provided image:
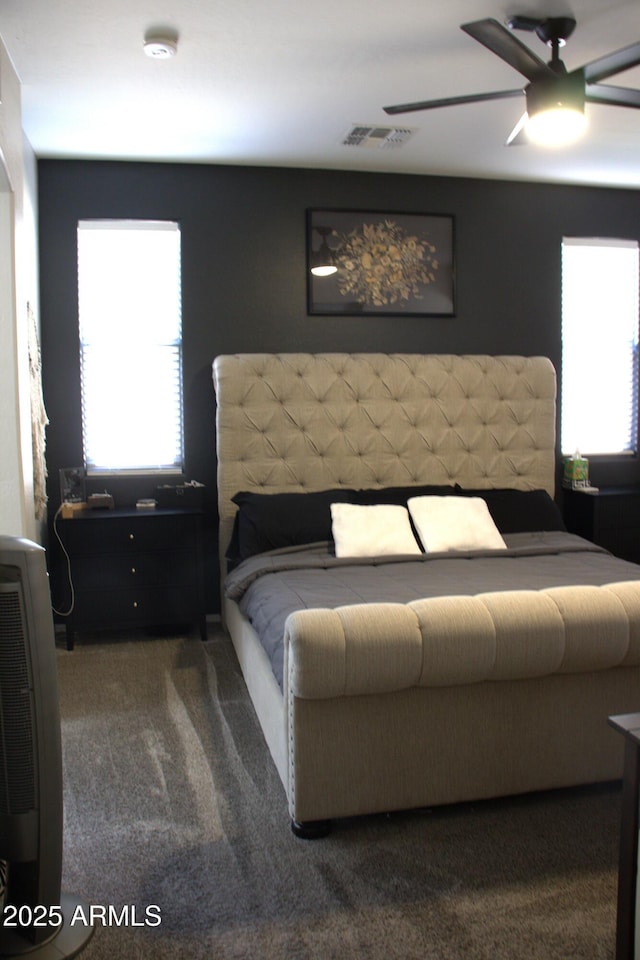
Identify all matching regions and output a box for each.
[225,532,640,690]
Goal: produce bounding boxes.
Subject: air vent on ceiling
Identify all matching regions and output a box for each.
[342,125,416,149]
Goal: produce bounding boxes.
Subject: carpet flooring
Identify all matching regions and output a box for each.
[56,626,622,960]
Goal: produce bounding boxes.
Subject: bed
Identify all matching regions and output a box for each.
[213,353,640,836]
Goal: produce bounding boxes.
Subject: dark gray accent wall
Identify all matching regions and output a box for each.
[38,159,640,611]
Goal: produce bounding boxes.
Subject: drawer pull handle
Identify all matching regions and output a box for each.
[131,567,136,575]
[133,601,138,609]
[129,533,135,541]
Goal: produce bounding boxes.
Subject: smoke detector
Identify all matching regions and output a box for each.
[144,34,178,59]
[342,125,416,149]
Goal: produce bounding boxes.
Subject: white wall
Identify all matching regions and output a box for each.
[0,35,39,540]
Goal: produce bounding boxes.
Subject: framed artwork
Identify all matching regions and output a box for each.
[307,209,455,317]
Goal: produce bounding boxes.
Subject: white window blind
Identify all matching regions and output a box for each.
[561,237,639,456]
[77,220,183,474]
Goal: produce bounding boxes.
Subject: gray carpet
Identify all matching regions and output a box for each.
[56,626,621,960]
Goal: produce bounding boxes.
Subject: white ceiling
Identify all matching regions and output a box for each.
[1,0,639,187]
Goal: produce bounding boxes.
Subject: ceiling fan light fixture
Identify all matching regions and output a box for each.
[524,73,586,146]
[525,105,587,146]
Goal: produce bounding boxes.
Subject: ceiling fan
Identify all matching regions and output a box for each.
[383,16,640,146]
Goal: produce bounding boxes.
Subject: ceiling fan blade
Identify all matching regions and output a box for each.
[383,88,522,116]
[582,41,640,83]
[461,18,555,82]
[586,83,640,108]
[505,112,528,146]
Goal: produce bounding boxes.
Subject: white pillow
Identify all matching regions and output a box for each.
[407,496,507,552]
[330,503,422,558]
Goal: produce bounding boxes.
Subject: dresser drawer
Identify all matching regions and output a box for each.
[72,550,194,590]
[62,512,198,555]
[71,586,201,627]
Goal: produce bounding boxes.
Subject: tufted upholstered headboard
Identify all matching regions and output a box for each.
[212,353,557,562]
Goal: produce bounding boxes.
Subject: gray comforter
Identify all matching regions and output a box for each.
[225,532,640,689]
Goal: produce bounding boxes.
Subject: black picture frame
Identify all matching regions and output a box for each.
[307,208,455,317]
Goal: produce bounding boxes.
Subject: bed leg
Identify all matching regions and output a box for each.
[291,818,332,839]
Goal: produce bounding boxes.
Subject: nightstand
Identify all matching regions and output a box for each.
[563,486,640,564]
[56,507,207,649]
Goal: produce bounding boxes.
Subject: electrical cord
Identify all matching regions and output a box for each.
[51,504,75,617]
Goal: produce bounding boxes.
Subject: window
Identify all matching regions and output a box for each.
[561,237,639,456]
[77,220,183,474]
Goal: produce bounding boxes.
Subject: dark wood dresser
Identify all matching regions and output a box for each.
[56,507,206,649]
